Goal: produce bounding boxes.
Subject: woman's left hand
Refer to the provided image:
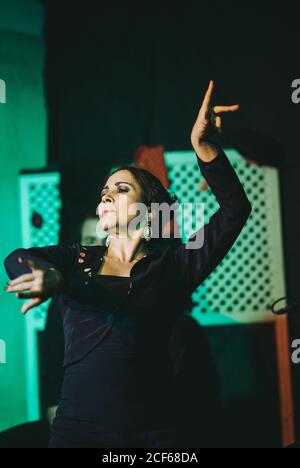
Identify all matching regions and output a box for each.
[191,80,239,151]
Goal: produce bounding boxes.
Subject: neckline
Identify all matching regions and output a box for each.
[102,246,148,263]
[80,244,160,278]
[96,248,149,278]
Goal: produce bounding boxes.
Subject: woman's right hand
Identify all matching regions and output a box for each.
[191,80,239,161]
[4,257,64,314]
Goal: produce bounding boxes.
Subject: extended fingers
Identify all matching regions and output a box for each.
[202,80,214,109]
[215,115,222,130]
[6,280,35,293]
[7,273,35,288]
[214,104,239,113]
[21,298,43,315]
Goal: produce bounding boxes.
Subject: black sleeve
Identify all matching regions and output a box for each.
[4,243,80,283]
[172,148,252,295]
[41,295,65,409]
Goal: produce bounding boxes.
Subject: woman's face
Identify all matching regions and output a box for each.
[97,169,146,235]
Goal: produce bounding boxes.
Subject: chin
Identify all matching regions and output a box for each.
[99,219,114,231]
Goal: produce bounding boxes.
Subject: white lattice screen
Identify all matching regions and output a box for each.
[164,149,286,326]
[19,172,61,421]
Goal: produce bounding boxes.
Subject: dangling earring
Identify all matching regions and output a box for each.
[143,210,152,242]
[105,235,110,248]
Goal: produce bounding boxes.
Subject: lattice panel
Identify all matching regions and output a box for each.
[20,173,61,327]
[164,149,286,326]
[19,172,61,420]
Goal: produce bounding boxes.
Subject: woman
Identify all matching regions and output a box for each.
[4,81,251,448]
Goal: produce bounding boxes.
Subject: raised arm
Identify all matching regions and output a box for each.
[172,81,252,295]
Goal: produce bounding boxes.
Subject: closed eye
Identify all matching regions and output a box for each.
[100,186,129,198]
[118,187,129,193]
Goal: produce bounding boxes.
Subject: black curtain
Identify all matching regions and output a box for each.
[43,1,216,167]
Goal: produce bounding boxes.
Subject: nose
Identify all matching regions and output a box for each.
[102,192,114,204]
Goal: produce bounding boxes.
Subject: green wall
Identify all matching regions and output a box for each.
[0,30,46,431]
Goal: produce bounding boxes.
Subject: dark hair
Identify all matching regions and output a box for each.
[101,165,182,252]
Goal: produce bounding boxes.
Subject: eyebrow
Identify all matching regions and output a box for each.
[101,182,134,191]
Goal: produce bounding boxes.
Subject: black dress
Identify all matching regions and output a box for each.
[4,148,252,448]
[50,274,178,448]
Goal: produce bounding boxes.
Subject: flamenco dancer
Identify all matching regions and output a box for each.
[4,81,251,448]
